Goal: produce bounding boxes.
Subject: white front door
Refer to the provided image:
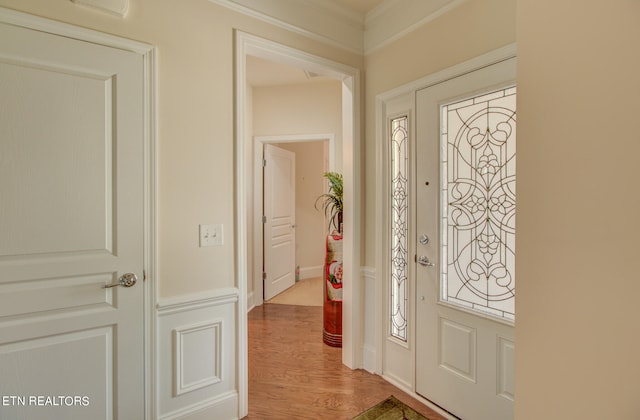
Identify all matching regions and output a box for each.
[415,58,516,420]
[263,144,296,300]
[0,16,146,419]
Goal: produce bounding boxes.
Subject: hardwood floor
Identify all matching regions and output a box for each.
[246,304,447,419]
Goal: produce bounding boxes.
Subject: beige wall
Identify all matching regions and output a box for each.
[0,0,362,299]
[275,142,327,272]
[363,0,517,265]
[253,81,343,167]
[516,1,640,418]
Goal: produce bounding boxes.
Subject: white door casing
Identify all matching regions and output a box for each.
[415,57,516,420]
[0,10,153,420]
[263,144,296,301]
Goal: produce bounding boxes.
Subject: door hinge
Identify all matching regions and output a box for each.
[262,215,266,224]
[262,272,267,280]
[262,159,267,167]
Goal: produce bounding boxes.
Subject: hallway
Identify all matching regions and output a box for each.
[246,304,447,419]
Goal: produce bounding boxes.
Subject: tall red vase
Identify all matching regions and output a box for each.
[323,232,343,347]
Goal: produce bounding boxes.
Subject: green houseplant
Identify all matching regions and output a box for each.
[315,171,343,233]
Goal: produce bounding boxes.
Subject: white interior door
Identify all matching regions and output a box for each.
[263,144,296,301]
[415,58,516,420]
[0,18,145,419]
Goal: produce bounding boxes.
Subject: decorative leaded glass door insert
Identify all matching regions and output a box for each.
[390,115,409,342]
[441,87,516,321]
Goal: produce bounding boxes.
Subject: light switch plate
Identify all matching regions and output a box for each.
[199,224,223,247]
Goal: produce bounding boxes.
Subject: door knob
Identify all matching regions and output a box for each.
[417,256,435,267]
[104,273,138,288]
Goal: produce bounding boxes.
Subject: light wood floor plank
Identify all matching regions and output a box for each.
[247,303,447,419]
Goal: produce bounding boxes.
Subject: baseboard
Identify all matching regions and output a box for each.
[247,290,255,312]
[299,265,322,280]
[362,343,376,374]
[158,390,238,420]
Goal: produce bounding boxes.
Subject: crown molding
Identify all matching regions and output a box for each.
[210,0,467,56]
[364,0,467,54]
[70,0,129,17]
[209,0,364,54]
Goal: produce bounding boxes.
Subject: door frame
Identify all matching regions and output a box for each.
[374,43,516,411]
[0,7,157,419]
[235,31,362,417]
[252,134,335,306]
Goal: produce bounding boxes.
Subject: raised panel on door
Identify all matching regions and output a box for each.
[0,16,145,419]
[415,57,516,420]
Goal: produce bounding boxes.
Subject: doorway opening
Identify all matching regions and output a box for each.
[253,135,334,305]
[235,31,361,417]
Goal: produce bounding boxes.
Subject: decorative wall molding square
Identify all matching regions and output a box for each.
[173,320,222,396]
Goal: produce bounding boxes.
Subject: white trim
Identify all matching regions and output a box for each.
[299,265,323,280]
[364,0,468,55]
[246,291,255,312]
[254,133,336,170]
[209,0,363,55]
[236,30,361,417]
[143,44,158,420]
[252,133,335,308]
[208,0,470,56]
[235,31,250,419]
[361,266,377,373]
[70,0,129,17]
[0,7,149,53]
[0,7,157,419]
[157,288,239,316]
[158,390,238,420]
[173,320,223,396]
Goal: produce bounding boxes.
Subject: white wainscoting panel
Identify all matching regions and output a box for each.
[157,288,238,420]
[173,321,222,396]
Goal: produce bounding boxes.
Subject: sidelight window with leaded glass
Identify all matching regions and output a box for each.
[390,115,409,341]
[440,86,516,321]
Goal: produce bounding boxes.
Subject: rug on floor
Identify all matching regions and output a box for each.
[352,396,430,420]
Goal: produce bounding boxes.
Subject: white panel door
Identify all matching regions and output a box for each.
[263,144,296,301]
[415,58,516,420]
[0,18,145,419]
